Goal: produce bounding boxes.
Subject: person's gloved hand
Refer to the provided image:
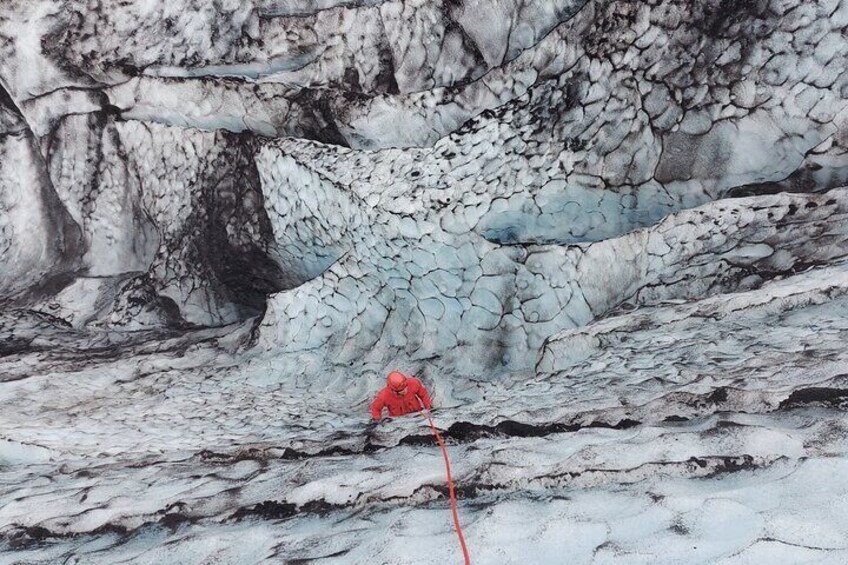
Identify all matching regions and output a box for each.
[367,417,388,428]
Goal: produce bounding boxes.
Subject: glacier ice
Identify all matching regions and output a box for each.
[1,0,848,562]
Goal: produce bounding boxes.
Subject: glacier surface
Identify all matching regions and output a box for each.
[1,0,848,563]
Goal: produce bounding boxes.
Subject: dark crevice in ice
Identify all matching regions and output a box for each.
[778,385,848,410]
[231,498,348,522]
[398,417,642,446]
[727,169,848,199]
[2,522,128,550]
[285,549,354,564]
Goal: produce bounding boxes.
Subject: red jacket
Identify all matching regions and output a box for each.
[370,378,432,419]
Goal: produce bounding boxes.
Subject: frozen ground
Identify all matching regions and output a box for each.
[2,0,848,563]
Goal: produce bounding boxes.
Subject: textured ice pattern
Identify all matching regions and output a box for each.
[1,0,848,563]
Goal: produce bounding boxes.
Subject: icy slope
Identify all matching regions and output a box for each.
[3,196,848,563]
[1,0,848,563]
[258,187,848,375]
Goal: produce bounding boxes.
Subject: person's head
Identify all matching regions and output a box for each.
[387,371,408,396]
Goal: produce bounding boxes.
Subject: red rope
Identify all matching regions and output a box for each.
[422,409,472,565]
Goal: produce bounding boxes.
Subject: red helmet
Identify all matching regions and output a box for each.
[387,371,408,391]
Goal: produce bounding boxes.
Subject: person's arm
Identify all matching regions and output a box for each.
[370,392,385,420]
[416,380,432,410]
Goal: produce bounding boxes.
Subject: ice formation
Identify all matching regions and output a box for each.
[1,0,848,562]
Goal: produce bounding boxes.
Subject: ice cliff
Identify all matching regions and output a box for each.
[1,0,848,562]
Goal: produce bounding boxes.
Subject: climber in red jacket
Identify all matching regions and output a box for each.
[370,371,432,420]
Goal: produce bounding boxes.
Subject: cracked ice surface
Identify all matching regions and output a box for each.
[4,196,848,562]
[2,0,848,563]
